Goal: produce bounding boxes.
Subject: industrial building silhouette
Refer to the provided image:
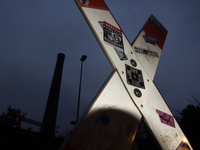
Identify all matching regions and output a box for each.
[0,53,65,149]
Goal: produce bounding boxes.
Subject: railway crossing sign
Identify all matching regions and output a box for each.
[60,1,193,150]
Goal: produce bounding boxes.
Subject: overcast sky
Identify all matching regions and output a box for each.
[1,0,200,135]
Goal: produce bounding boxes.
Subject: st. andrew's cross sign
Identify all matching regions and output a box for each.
[59,1,192,150]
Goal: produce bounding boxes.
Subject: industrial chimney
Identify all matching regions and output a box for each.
[40,53,65,137]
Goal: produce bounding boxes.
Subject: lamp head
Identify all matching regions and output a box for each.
[80,55,87,61]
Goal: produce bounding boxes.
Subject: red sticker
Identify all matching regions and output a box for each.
[143,15,168,50]
[156,109,175,127]
[104,21,122,33]
[78,0,108,11]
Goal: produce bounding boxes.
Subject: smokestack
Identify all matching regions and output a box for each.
[40,53,65,137]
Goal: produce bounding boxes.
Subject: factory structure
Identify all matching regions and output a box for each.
[0,53,65,149]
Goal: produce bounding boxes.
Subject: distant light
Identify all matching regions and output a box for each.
[183,138,188,143]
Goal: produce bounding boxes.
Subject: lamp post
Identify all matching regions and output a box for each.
[71,55,87,125]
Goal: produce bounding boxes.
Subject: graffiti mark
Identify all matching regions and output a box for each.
[134,47,159,57]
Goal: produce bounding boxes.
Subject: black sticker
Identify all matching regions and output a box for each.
[99,21,126,61]
[134,47,159,57]
[102,21,124,50]
[125,64,145,89]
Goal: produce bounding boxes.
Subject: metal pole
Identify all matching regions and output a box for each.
[76,55,87,123]
[76,61,83,123]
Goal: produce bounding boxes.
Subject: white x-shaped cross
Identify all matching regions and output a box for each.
[60,1,192,150]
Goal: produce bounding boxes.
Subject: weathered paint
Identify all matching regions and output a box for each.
[132,15,167,81]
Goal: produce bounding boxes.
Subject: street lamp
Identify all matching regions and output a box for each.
[71,55,87,125]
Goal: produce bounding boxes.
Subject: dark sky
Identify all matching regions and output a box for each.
[1,0,200,135]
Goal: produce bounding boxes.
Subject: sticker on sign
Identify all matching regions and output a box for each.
[156,109,175,128]
[103,21,124,50]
